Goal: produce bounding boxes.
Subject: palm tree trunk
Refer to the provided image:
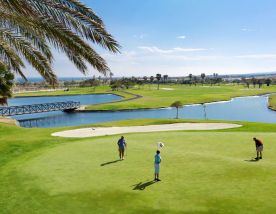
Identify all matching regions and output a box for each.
[0,97,8,106]
[176,107,179,119]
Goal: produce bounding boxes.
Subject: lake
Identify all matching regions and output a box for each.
[9,94,276,128]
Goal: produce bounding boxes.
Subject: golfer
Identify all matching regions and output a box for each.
[154,150,162,181]
[253,137,263,160]
[117,136,127,160]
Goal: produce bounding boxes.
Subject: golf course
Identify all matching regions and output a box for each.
[16,84,276,111]
[1,117,276,213]
[2,0,276,213]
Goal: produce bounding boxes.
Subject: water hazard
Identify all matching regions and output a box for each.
[9,94,276,128]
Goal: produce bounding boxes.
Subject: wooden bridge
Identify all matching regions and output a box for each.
[0,101,80,116]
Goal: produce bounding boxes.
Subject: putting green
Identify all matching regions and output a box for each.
[3,131,276,213]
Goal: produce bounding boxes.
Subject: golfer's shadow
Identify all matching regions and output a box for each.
[244,159,259,162]
[132,180,157,191]
[100,159,121,166]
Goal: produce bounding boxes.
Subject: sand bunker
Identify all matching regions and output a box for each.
[52,123,242,138]
[161,88,174,90]
[0,117,19,126]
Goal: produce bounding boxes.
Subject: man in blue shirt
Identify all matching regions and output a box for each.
[117,136,127,160]
[154,150,162,181]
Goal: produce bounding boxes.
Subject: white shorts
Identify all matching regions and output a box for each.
[154,164,160,174]
[256,145,263,152]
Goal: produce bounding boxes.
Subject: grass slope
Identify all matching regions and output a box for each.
[1,119,276,213]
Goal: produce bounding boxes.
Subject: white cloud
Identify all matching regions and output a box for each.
[241,28,254,32]
[138,46,207,54]
[173,47,207,52]
[177,35,186,39]
[133,33,147,39]
[102,47,276,77]
[22,46,276,79]
[235,54,276,59]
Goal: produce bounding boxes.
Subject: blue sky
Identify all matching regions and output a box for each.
[26,0,276,77]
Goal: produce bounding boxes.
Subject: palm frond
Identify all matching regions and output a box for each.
[0,0,120,84]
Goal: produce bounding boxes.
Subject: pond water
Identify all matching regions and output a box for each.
[9,94,276,128]
[8,94,122,106]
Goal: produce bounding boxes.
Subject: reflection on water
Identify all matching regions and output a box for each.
[11,95,276,128]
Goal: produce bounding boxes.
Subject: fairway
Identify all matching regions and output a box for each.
[1,120,276,213]
[16,85,276,111]
[85,85,276,110]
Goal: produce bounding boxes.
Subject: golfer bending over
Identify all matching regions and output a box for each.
[118,136,127,160]
[253,137,263,160]
[154,150,162,181]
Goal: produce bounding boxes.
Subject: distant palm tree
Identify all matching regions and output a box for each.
[171,101,183,119]
[252,77,257,88]
[188,74,193,85]
[201,73,206,85]
[265,78,272,86]
[109,72,114,82]
[0,64,14,106]
[193,76,198,86]
[156,73,162,90]
[0,0,120,85]
[149,76,154,89]
[150,76,154,83]
[137,80,143,89]
[212,73,218,85]
[143,76,148,83]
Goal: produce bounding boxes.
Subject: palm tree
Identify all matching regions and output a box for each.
[156,73,162,90]
[109,72,114,83]
[193,76,198,86]
[150,76,154,83]
[0,64,14,106]
[188,74,193,86]
[171,101,183,119]
[252,77,257,88]
[200,73,206,85]
[143,76,148,83]
[212,73,218,85]
[0,0,120,85]
[149,76,154,89]
[265,78,272,86]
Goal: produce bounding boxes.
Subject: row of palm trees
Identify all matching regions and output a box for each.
[0,0,120,104]
[142,74,169,90]
[144,73,218,89]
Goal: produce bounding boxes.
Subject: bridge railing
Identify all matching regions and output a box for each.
[0,101,80,116]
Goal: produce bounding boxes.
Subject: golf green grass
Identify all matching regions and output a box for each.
[1,119,276,213]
